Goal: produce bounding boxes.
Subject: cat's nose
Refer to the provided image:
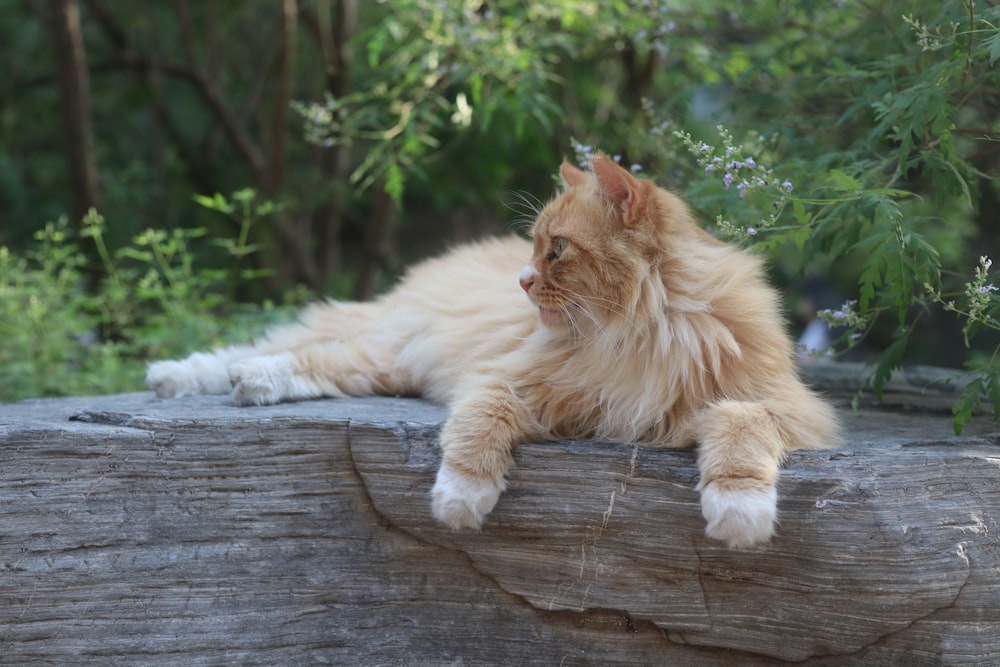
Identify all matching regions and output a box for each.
[519,265,536,292]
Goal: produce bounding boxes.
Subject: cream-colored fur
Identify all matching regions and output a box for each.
[147,155,839,548]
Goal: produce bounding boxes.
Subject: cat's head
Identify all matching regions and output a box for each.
[520,154,681,333]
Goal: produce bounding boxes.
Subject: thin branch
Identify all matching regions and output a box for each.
[100,50,266,182]
[170,0,199,65]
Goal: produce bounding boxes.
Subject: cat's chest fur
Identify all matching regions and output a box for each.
[508,324,688,446]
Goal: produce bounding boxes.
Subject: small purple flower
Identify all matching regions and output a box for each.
[747,226,758,236]
[978,284,998,294]
[737,181,748,198]
[725,146,735,158]
[651,120,671,136]
[781,180,794,192]
[722,172,733,189]
[745,157,756,169]
[630,163,643,172]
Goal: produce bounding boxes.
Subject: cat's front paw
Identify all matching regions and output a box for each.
[146,360,200,398]
[431,461,505,530]
[228,358,287,406]
[698,479,777,549]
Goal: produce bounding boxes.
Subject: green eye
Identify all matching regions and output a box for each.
[549,237,569,260]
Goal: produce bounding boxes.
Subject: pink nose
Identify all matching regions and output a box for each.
[519,265,537,292]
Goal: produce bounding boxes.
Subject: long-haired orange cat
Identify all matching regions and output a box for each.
[147,155,840,548]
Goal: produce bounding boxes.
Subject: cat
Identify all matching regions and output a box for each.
[146,154,840,549]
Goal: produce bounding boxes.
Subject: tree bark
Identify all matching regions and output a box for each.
[1,363,998,664]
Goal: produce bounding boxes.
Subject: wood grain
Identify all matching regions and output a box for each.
[1,364,998,665]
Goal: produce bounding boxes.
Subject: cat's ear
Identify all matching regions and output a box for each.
[591,154,643,219]
[560,160,589,188]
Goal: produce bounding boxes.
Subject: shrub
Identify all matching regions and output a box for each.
[0,193,294,403]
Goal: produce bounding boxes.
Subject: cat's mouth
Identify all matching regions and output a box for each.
[538,306,564,327]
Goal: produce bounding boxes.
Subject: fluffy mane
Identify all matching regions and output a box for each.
[510,156,813,450]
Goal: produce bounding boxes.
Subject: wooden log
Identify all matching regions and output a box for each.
[1,363,998,665]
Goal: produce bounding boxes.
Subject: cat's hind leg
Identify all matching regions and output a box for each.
[147,301,416,404]
[692,400,785,549]
[226,340,413,406]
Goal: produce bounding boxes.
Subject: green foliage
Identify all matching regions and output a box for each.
[0,195,289,403]
[293,1,579,204]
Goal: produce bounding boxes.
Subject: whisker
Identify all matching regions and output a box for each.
[563,289,640,336]
[502,190,545,218]
[502,190,546,235]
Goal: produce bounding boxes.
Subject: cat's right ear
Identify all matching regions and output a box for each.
[560,160,588,188]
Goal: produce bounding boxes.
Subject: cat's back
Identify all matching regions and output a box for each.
[384,236,539,403]
[389,235,534,315]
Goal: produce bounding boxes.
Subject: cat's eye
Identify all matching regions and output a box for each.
[548,237,569,261]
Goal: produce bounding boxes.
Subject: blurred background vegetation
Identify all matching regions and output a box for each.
[2,0,998,428]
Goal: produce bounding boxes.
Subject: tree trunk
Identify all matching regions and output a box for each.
[352,182,397,300]
[48,0,100,225]
[266,0,296,194]
[304,0,359,291]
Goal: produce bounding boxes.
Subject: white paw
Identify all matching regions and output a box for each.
[147,353,234,398]
[699,481,777,549]
[431,461,505,530]
[146,360,200,398]
[228,357,288,406]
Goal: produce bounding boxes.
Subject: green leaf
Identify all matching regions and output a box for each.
[384,163,405,205]
[870,337,906,401]
[952,377,984,434]
[858,255,884,312]
[988,372,1000,421]
[827,169,862,192]
[791,196,808,224]
[986,26,1000,66]
[193,193,234,215]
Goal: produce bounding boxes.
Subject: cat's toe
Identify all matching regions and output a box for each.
[430,461,505,530]
[699,480,777,549]
[228,361,283,407]
[146,361,199,398]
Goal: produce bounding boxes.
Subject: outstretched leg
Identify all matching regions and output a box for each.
[146,301,418,405]
[431,382,541,530]
[228,342,418,405]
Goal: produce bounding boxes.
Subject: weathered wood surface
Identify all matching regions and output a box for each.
[1,363,998,665]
